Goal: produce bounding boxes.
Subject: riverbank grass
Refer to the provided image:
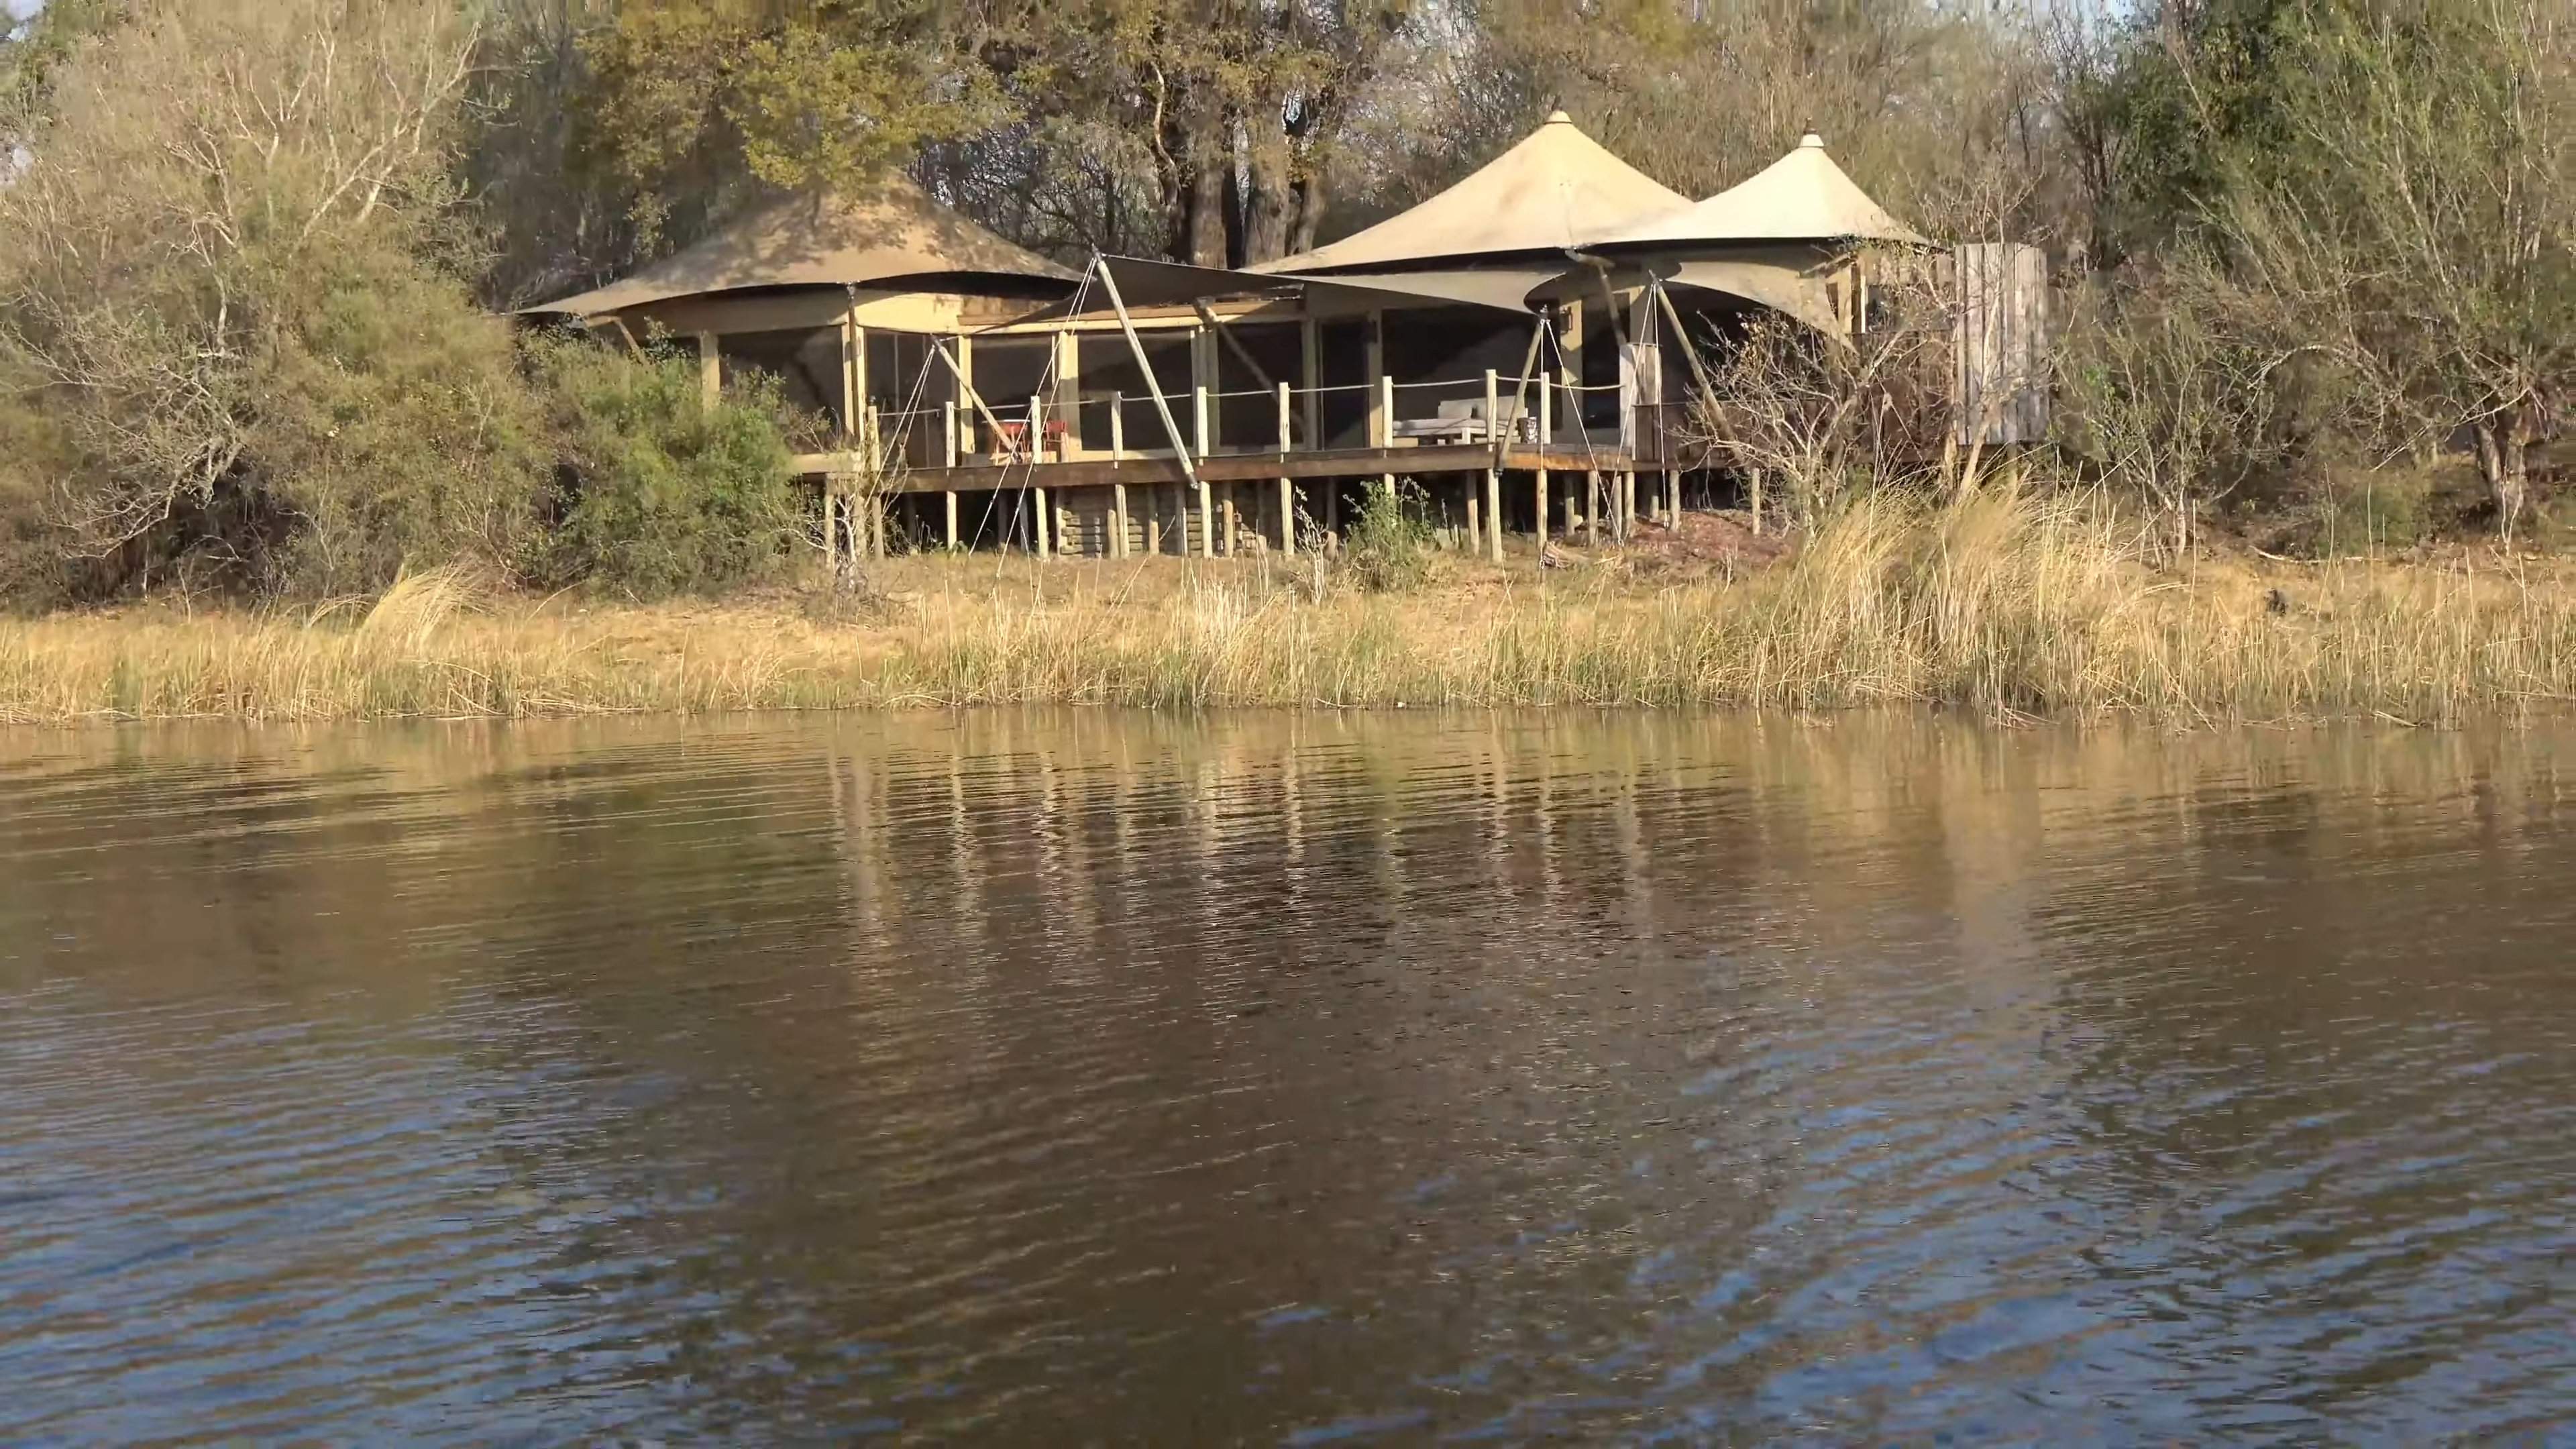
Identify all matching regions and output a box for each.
[6,494,2574,724]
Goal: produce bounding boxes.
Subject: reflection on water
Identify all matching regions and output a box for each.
[1,712,2571,1442]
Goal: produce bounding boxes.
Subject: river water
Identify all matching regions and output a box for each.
[1,712,2570,1442]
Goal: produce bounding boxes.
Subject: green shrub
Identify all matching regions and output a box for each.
[531,339,802,598]
[254,241,553,597]
[1344,476,1436,592]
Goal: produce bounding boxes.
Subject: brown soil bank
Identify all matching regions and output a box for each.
[6,495,2575,724]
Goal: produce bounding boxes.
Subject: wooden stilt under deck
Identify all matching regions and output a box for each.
[787,439,1685,561]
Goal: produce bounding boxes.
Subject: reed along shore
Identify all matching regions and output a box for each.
[7,495,2575,727]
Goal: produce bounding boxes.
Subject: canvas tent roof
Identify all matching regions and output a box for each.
[1599,134,1925,248]
[526,174,1077,317]
[1253,111,1689,276]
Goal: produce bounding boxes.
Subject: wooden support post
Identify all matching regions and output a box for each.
[1198,475,1215,557]
[1560,299,1584,441]
[945,490,959,551]
[1466,492,1481,556]
[1191,325,1217,453]
[1485,469,1504,563]
[1278,475,1295,557]
[1028,394,1042,463]
[1485,368,1499,439]
[1378,374,1396,448]
[1364,311,1386,446]
[1299,315,1322,449]
[696,331,720,403]
[1112,483,1130,558]
[943,400,957,469]
[1222,485,1237,557]
[1534,471,1548,546]
[1053,327,1080,458]
[1585,470,1600,549]
[839,315,862,441]
[1538,366,1553,449]
[1277,380,1292,455]
[1034,486,1051,557]
[1110,390,1125,458]
[1324,480,1339,539]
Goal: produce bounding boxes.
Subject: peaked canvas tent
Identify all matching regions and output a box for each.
[1597,133,1923,248]
[1254,111,1689,278]
[526,172,1075,319]
[1591,134,1925,337]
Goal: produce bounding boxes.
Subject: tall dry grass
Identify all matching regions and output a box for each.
[5,492,2575,724]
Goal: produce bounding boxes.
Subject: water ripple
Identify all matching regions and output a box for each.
[1,714,2571,1441]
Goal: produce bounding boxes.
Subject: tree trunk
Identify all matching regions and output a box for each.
[1242,116,1294,264]
[1287,167,1326,255]
[1159,99,1195,262]
[2476,418,2530,542]
[1222,140,1247,269]
[1187,127,1228,267]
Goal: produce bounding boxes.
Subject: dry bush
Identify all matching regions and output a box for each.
[2214,0,2576,539]
[0,0,546,602]
[2058,256,2292,561]
[1684,256,1999,531]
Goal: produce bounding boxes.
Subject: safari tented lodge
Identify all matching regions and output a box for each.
[527,115,2047,563]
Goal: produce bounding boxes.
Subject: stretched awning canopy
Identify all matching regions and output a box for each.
[525,174,1077,317]
[1009,254,1566,328]
[1252,111,1688,276]
[1599,134,1926,248]
[1662,258,1843,337]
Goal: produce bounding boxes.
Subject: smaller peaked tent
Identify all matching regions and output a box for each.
[1597,133,1924,248]
[527,173,1075,318]
[1254,111,1690,276]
